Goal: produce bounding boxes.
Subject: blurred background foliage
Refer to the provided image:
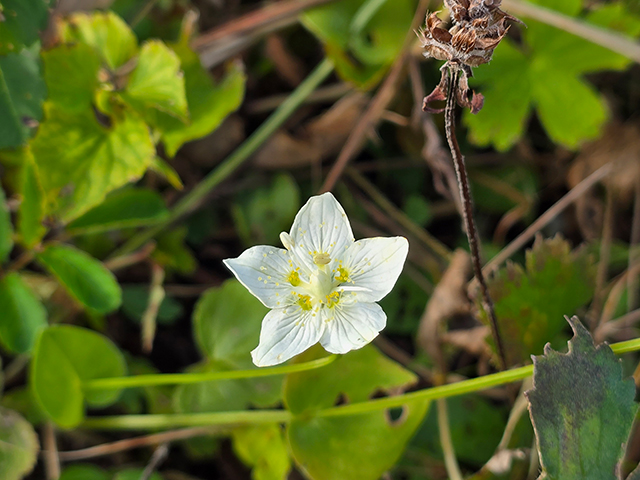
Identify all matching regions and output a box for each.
[1,0,640,478]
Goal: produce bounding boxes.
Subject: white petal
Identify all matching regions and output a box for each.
[288,193,354,271]
[319,302,386,354]
[223,246,300,308]
[338,237,409,302]
[251,306,324,366]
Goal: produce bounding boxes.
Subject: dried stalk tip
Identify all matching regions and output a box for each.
[418,0,521,114]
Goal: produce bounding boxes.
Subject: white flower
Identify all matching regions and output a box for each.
[223,192,409,367]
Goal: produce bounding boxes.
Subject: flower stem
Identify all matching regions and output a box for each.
[82,410,292,430]
[81,337,640,430]
[82,355,336,391]
[111,58,335,258]
[443,67,507,371]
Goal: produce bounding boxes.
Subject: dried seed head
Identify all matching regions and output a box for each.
[418,0,521,114]
[418,0,521,69]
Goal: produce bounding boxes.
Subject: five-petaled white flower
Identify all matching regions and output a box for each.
[223,192,409,367]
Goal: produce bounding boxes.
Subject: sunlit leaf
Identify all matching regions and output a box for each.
[479,235,596,367]
[285,345,429,480]
[37,244,122,313]
[232,425,291,480]
[31,103,155,221]
[525,316,637,480]
[66,187,169,235]
[0,45,46,148]
[0,0,52,54]
[0,407,39,480]
[0,273,47,354]
[122,40,188,121]
[157,47,246,157]
[16,149,46,248]
[59,11,138,70]
[30,325,126,428]
[41,43,100,113]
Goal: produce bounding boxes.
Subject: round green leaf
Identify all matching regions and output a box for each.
[0,407,39,480]
[66,188,169,235]
[30,325,126,428]
[0,272,47,354]
[114,469,163,480]
[37,244,122,313]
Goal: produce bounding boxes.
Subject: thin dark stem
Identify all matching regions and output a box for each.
[443,67,507,371]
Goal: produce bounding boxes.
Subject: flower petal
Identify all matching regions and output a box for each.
[319,302,386,354]
[223,246,299,308]
[288,193,354,272]
[339,237,409,302]
[251,306,324,366]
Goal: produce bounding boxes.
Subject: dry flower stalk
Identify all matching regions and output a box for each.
[417,0,521,371]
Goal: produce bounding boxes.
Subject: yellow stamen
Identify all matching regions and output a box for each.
[288,271,301,286]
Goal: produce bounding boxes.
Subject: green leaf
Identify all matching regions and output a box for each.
[31,103,155,221]
[158,47,245,157]
[175,280,282,413]
[302,0,413,89]
[121,284,183,325]
[41,43,100,113]
[173,359,280,413]
[465,2,640,150]
[37,244,122,313]
[60,11,138,70]
[30,325,126,428]
[0,273,47,354]
[17,149,46,248]
[122,40,187,121]
[60,465,110,480]
[232,425,291,480]
[525,316,637,480]
[284,345,429,480]
[0,407,39,480]
[150,156,183,190]
[0,183,12,263]
[463,41,532,151]
[530,67,607,148]
[66,187,169,235]
[194,279,268,363]
[0,45,46,148]
[479,235,596,367]
[0,0,52,54]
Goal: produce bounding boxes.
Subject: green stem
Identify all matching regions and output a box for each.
[82,337,640,430]
[82,410,292,430]
[83,355,336,391]
[111,58,335,258]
